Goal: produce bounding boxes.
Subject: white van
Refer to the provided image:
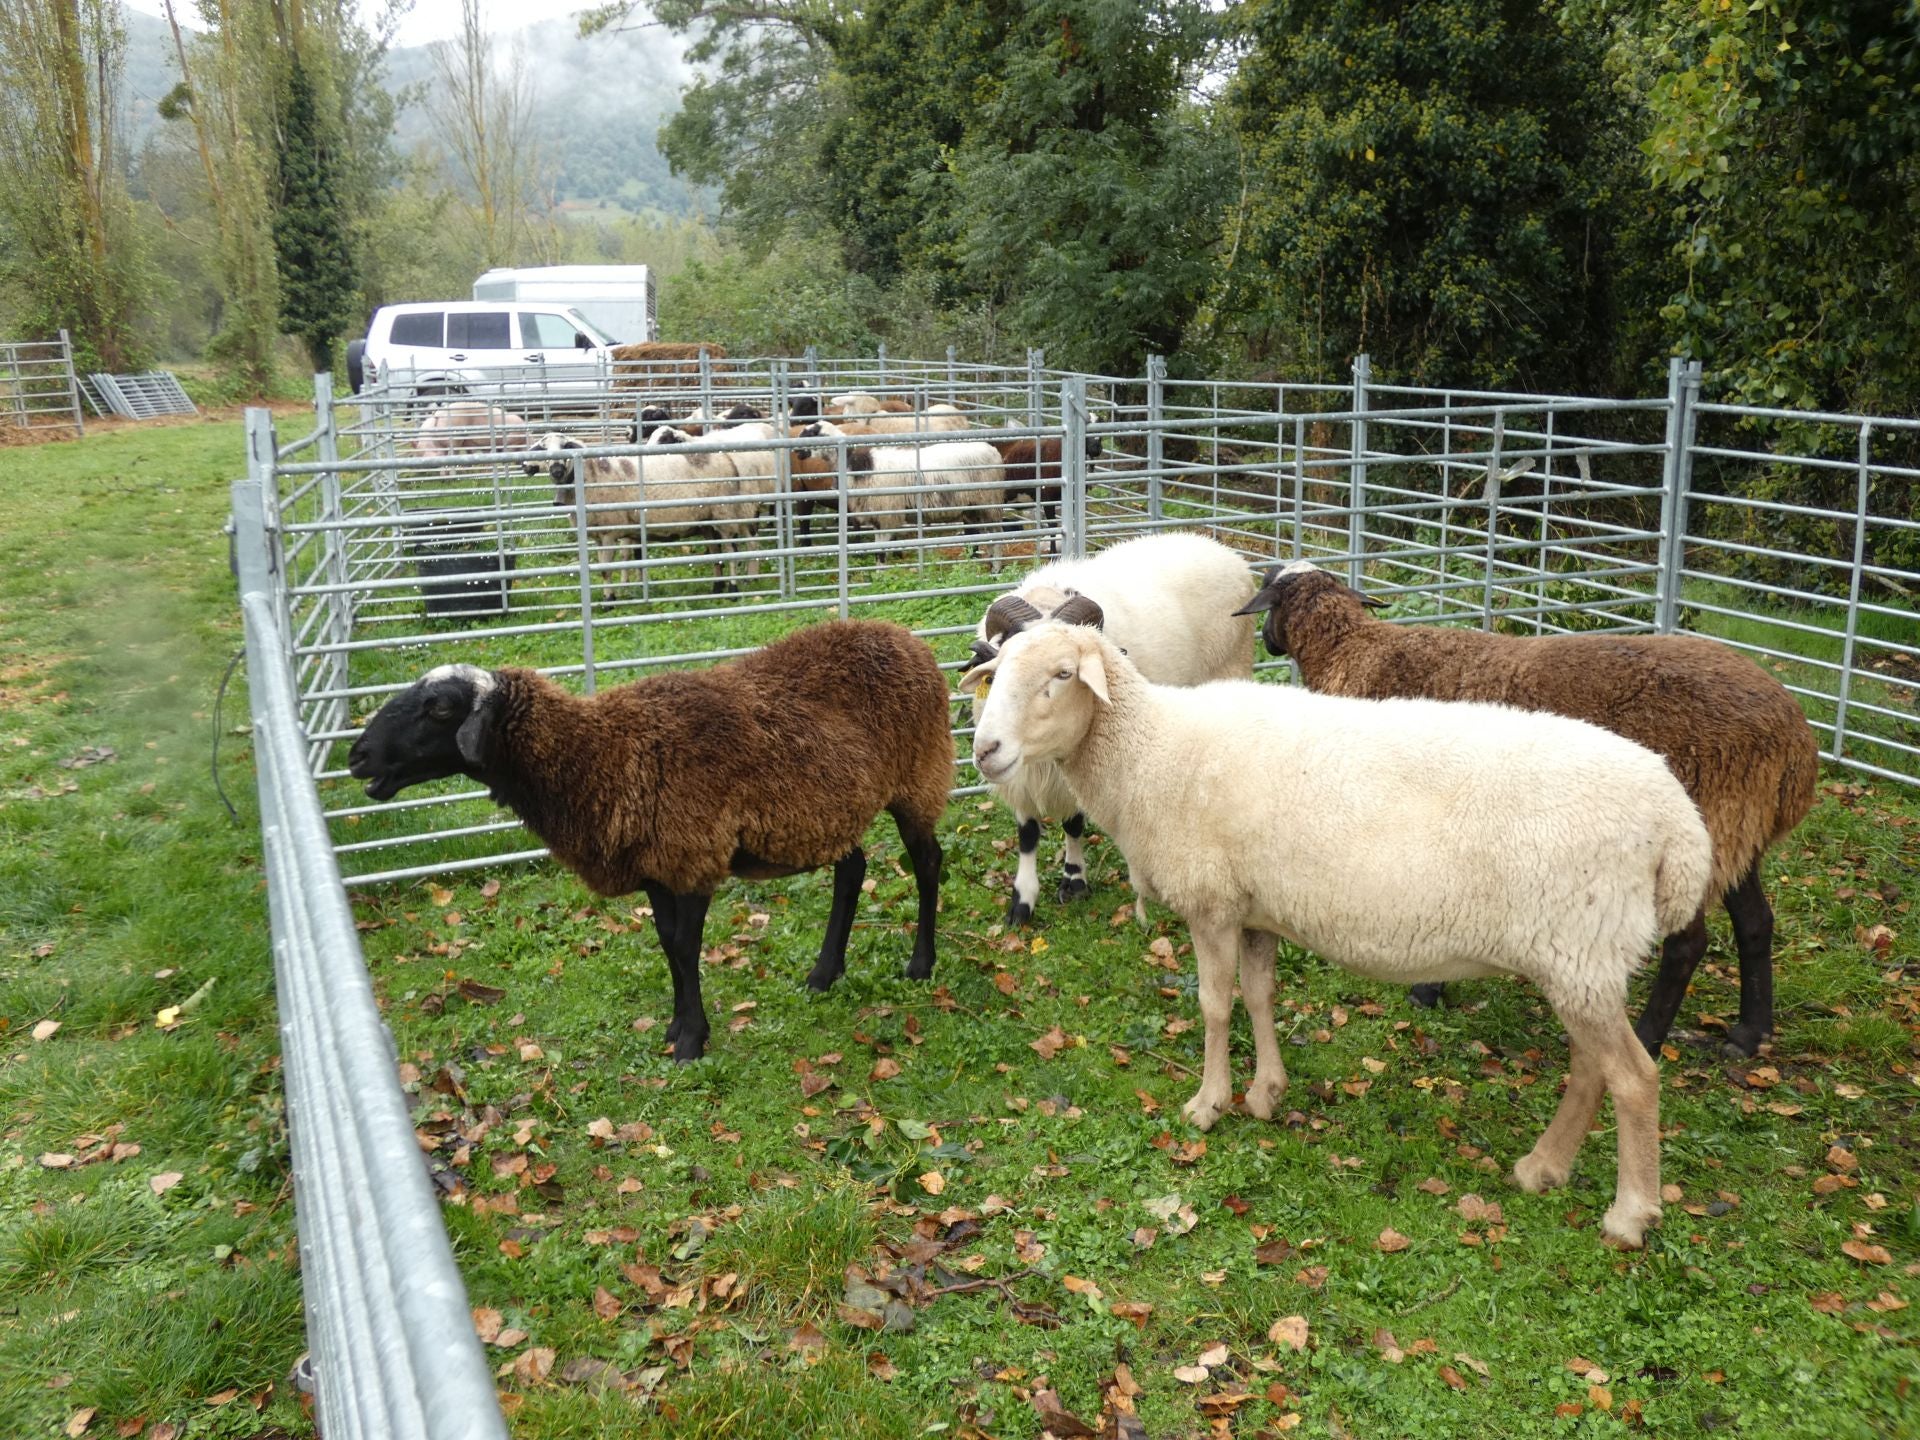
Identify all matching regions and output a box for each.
[349,300,618,394]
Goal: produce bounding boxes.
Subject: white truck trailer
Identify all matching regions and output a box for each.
[471,265,657,345]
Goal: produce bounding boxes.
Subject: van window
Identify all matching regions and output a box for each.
[447,310,511,349]
[389,311,443,347]
[520,312,586,349]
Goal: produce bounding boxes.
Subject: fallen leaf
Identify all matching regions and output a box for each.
[1268,1315,1309,1351]
[1173,1365,1210,1384]
[149,1171,184,1196]
[1866,1292,1908,1314]
[1293,1265,1328,1289]
[1376,1228,1411,1253]
[1030,1026,1069,1060]
[39,1153,75,1170]
[1196,1342,1230,1367]
[1438,1364,1467,1391]
[1416,1177,1450,1195]
[1373,1328,1405,1363]
[472,1307,503,1343]
[1111,1301,1152,1329]
[1809,1292,1847,1314]
[870,1057,901,1082]
[592,1286,621,1321]
[918,1171,946,1195]
[512,1347,556,1385]
[1455,1194,1503,1225]
[32,1019,61,1042]
[64,1408,95,1437]
[203,1389,239,1407]
[1843,1240,1893,1266]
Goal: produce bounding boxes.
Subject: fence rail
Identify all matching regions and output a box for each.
[230,349,1918,1428]
[0,331,85,435]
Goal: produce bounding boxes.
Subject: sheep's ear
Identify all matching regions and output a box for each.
[956,654,998,697]
[1232,571,1289,617]
[455,698,494,766]
[1355,588,1389,611]
[1077,646,1110,706]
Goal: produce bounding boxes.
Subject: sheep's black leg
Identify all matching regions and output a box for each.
[1633,911,1710,1056]
[1721,864,1775,1057]
[894,813,943,981]
[1007,815,1041,926]
[1409,983,1445,1009]
[806,846,866,992]
[797,502,816,547]
[665,890,713,1063]
[641,882,687,1044]
[1056,811,1091,903]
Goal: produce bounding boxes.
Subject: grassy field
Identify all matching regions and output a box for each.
[2,417,1918,1439]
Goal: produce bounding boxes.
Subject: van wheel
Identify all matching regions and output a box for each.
[344,339,366,393]
[413,378,468,402]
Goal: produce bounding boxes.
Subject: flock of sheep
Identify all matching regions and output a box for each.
[408,390,1093,592]
[360,418,1821,1251]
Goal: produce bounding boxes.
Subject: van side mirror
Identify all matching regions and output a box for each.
[575,331,593,350]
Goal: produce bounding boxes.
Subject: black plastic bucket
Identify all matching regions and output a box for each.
[408,518,515,619]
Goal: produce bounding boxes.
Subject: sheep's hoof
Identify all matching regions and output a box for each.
[1512,1150,1571,1195]
[1244,1074,1288,1121]
[1055,874,1090,904]
[905,952,936,981]
[804,966,841,993]
[1409,983,1445,1009]
[1721,1024,1768,1058]
[1005,896,1034,927]
[1600,1201,1660,1250]
[1180,1093,1226,1132]
[671,1036,708,1064]
[664,1015,682,1043]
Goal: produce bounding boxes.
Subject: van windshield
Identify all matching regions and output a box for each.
[564,309,614,347]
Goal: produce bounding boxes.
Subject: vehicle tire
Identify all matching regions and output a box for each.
[412,377,468,402]
[344,339,367,393]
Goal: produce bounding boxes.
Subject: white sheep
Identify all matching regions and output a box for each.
[523,430,755,593]
[963,623,1713,1248]
[966,532,1255,925]
[828,392,970,434]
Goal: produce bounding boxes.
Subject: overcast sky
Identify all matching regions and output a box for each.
[121,0,604,50]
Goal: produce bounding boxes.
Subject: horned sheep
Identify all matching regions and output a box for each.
[966,532,1256,924]
[1235,561,1819,1055]
[346,621,953,1062]
[963,623,1713,1248]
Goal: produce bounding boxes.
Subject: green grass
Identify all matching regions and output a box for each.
[2,419,1918,1438]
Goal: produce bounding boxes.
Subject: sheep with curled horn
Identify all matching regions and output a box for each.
[965,532,1256,926]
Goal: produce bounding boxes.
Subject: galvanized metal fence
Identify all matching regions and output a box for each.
[234,471,508,1440]
[0,331,85,435]
[236,352,1920,888]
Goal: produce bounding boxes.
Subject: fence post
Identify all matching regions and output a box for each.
[59,329,84,435]
[946,344,958,402]
[1348,352,1370,587]
[1481,411,1507,630]
[1027,348,1045,431]
[876,341,887,386]
[772,357,794,598]
[698,346,714,417]
[1830,422,1875,764]
[1654,358,1701,633]
[313,374,353,754]
[571,452,598,695]
[1064,378,1090,558]
[1146,354,1166,525]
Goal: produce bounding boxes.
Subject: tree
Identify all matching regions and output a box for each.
[273,55,357,373]
[425,0,544,268]
[1216,0,1651,391]
[0,0,147,370]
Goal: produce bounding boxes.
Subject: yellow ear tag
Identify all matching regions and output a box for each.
[975,678,991,699]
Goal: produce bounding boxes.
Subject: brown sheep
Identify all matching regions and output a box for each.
[1235,561,1819,1056]
[997,432,1104,531]
[346,621,953,1061]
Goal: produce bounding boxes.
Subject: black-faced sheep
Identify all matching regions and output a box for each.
[346,621,953,1061]
[522,429,756,593]
[963,623,1713,1248]
[1235,561,1820,1056]
[966,532,1255,924]
[996,432,1104,532]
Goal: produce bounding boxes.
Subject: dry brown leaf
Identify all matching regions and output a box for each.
[592,1286,621,1321]
[1196,1342,1230,1367]
[918,1171,946,1195]
[1173,1364,1210,1384]
[1268,1315,1309,1351]
[1809,1292,1847,1314]
[149,1171,183,1196]
[513,1347,556,1385]
[1376,1228,1411,1253]
[472,1306,503,1343]
[1438,1365,1467,1391]
[870,1057,902,1082]
[1030,1026,1070,1060]
[63,1409,95,1437]
[1843,1240,1893,1266]
[32,1019,61,1042]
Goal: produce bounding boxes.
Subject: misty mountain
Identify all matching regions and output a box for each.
[118,7,704,218]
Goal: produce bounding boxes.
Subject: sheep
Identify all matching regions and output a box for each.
[791,426,1010,562]
[965,532,1256,925]
[411,401,529,462]
[1234,561,1820,1056]
[962,622,1713,1248]
[996,430,1104,535]
[345,621,952,1062]
[827,392,970,435]
[522,429,755,593]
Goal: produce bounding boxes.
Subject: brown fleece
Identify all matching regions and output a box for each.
[1270,570,1819,901]
[610,341,732,393]
[473,620,953,897]
[995,437,1066,502]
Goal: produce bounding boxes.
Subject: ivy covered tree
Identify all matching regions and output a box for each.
[1215,0,1654,390]
[273,55,358,374]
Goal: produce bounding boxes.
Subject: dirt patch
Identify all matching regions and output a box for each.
[0,399,308,448]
